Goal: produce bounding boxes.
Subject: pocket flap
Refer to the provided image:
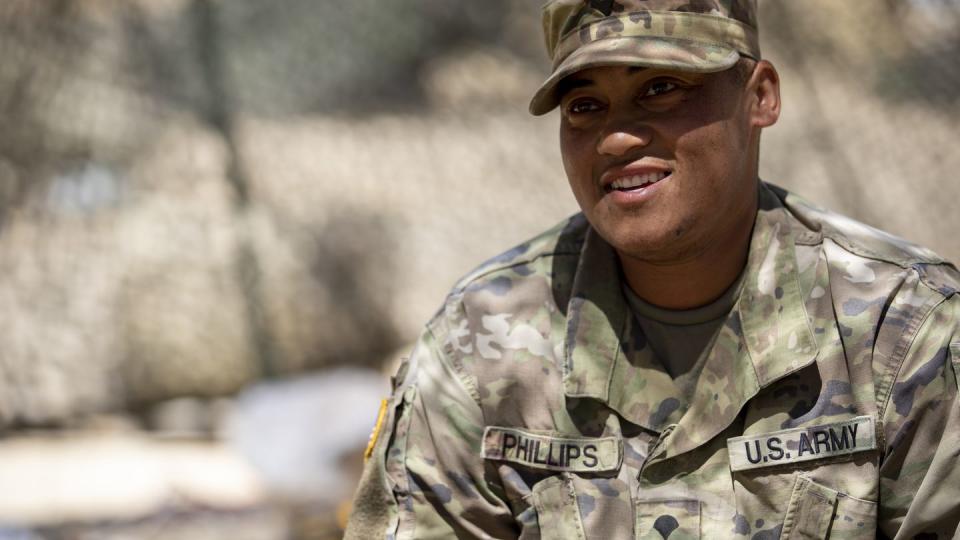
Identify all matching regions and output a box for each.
[532,475,587,540]
[782,476,838,540]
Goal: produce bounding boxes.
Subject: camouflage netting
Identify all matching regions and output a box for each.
[0,0,958,427]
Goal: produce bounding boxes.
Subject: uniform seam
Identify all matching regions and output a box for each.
[422,317,515,517]
[913,262,960,299]
[793,233,823,247]
[778,182,944,268]
[819,229,944,269]
[603,313,628,400]
[780,474,805,539]
[452,250,581,295]
[451,215,588,292]
[950,343,960,392]
[875,290,947,432]
[565,474,588,540]
[391,387,418,538]
[914,269,959,301]
[428,303,483,409]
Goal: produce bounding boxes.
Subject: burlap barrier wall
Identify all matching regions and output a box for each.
[0,0,956,426]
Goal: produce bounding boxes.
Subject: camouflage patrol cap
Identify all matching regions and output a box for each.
[530,0,761,115]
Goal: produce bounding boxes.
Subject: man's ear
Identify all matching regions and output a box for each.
[748,60,781,128]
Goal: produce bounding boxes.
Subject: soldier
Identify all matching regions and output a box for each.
[346,1,960,538]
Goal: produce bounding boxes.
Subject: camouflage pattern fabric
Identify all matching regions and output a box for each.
[530,0,761,114]
[345,183,960,539]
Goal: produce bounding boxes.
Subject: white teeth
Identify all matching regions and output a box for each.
[611,172,669,190]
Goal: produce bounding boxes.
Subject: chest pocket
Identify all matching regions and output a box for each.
[728,416,880,539]
[781,475,877,540]
[488,427,702,539]
[483,427,633,539]
[529,475,700,540]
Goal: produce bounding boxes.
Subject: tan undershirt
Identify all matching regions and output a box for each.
[624,271,745,402]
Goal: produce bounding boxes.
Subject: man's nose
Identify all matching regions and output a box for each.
[596,125,653,156]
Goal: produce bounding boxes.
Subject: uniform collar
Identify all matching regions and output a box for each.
[562,184,820,440]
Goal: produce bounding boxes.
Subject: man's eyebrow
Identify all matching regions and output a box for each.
[557,66,651,98]
[556,77,594,99]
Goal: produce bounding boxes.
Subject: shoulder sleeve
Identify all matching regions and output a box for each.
[877,293,960,539]
[345,321,516,539]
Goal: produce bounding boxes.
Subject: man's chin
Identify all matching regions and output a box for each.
[596,226,699,265]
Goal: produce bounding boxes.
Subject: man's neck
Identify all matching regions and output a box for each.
[618,200,758,311]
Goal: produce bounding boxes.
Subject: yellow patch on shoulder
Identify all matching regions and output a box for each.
[364,398,389,461]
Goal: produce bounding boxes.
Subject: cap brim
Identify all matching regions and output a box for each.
[529,37,741,116]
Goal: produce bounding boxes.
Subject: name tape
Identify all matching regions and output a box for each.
[727,415,876,472]
[481,426,622,473]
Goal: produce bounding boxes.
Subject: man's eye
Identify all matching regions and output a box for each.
[567,99,602,114]
[643,81,679,98]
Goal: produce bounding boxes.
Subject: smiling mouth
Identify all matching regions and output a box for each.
[606,171,671,193]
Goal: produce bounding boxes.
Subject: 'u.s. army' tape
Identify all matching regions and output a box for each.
[726,415,876,472]
[482,426,622,473]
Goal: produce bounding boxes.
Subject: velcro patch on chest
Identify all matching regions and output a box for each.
[481,426,622,473]
[726,415,876,472]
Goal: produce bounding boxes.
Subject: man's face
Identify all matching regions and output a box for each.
[559,64,759,264]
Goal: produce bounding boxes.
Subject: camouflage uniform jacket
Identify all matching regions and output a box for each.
[346,183,960,539]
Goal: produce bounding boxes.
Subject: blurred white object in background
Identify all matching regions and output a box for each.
[46,163,123,215]
[0,433,267,526]
[225,368,388,506]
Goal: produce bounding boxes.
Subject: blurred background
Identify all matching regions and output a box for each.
[0,0,957,538]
